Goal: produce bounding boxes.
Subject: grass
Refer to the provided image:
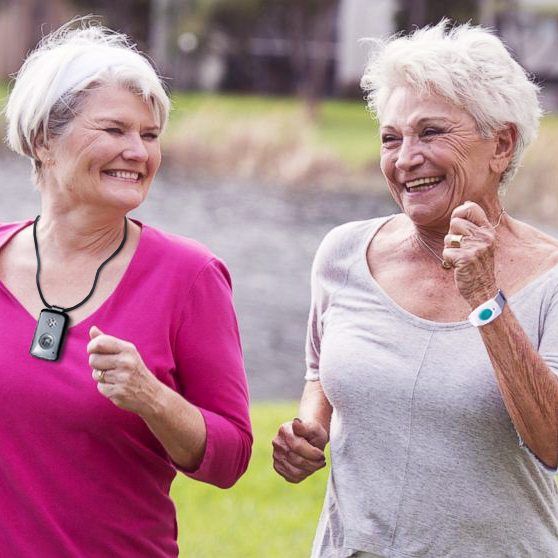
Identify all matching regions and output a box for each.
[170,401,329,558]
[310,98,380,169]
[173,400,558,558]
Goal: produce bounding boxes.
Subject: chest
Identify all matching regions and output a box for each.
[0,234,136,324]
[369,258,472,322]
[318,295,514,442]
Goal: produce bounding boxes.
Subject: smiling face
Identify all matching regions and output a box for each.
[379,87,501,229]
[38,84,162,213]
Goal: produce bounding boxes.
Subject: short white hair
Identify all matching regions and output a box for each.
[5,18,171,180]
[361,19,542,188]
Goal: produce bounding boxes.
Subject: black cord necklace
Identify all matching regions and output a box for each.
[30,216,128,361]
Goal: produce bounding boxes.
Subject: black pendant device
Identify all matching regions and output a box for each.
[30,307,69,361]
[29,215,128,362]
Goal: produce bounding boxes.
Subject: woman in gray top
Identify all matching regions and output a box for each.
[272,20,558,558]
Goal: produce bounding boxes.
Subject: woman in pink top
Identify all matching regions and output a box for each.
[0,19,252,557]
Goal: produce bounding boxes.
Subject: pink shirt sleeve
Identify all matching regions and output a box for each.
[172,258,252,488]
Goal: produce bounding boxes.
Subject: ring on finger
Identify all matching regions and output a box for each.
[98,369,106,384]
[448,233,464,249]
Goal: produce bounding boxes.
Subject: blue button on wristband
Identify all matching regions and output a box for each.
[468,290,507,327]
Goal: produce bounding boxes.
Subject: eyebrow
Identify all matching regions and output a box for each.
[381,116,452,130]
[95,118,160,132]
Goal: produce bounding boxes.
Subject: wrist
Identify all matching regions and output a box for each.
[467,287,500,310]
[468,289,507,327]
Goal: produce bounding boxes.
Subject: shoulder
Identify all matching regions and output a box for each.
[507,219,558,285]
[140,223,220,270]
[0,221,32,247]
[137,223,231,288]
[314,216,395,270]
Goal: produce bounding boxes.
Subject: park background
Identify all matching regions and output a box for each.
[1,0,558,556]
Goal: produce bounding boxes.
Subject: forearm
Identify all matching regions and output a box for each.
[480,306,558,467]
[140,382,207,471]
[299,380,332,437]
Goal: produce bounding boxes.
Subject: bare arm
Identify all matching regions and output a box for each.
[444,202,558,468]
[476,304,558,468]
[88,326,207,470]
[138,382,207,470]
[298,379,333,433]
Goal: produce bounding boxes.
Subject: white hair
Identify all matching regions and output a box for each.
[5,18,171,181]
[361,19,542,188]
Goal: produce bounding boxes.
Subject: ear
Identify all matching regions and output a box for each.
[489,124,517,175]
[33,130,52,165]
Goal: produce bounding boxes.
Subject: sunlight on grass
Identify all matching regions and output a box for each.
[171,401,328,558]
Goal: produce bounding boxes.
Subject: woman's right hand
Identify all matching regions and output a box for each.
[272,418,329,483]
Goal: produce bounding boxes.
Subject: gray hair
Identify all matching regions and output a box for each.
[361,19,542,188]
[5,18,171,182]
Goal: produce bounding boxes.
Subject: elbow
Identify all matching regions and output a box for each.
[212,432,253,489]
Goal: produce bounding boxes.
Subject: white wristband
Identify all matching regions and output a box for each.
[468,290,507,327]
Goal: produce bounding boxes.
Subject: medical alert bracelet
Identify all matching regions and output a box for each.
[468,289,507,327]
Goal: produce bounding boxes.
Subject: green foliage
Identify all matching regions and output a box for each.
[167,91,380,169]
[171,401,329,557]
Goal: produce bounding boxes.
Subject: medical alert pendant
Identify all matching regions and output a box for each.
[30,308,69,361]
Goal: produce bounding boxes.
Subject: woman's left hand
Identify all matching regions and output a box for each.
[442,201,499,306]
[87,326,162,416]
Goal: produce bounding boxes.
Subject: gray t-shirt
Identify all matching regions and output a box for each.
[306,216,558,558]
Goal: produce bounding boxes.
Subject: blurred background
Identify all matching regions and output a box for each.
[1,1,558,556]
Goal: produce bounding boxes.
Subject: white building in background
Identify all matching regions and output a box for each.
[336,0,396,89]
[500,0,558,109]
[336,0,558,109]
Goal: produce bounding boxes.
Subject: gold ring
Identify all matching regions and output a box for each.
[448,234,464,248]
[98,370,106,383]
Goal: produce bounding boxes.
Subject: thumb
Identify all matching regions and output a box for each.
[292,418,328,450]
[89,325,104,339]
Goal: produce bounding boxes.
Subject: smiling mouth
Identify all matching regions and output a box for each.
[103,170,143,181]
[405,176,444,192]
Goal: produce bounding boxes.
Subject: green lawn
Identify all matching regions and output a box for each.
[171,401,329,557]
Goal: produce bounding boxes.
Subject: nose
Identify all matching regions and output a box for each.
[395,136,424,172]
[122,133,149,162]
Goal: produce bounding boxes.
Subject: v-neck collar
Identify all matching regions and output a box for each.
[0,218,146,331]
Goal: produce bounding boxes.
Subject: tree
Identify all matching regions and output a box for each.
[189,0,339,114]
[395,0,478,30]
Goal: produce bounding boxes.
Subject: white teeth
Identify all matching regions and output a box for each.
[105,170,140,180]
[405,176,443,189]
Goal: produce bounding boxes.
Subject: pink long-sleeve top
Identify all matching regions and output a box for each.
[0,220,252,557]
